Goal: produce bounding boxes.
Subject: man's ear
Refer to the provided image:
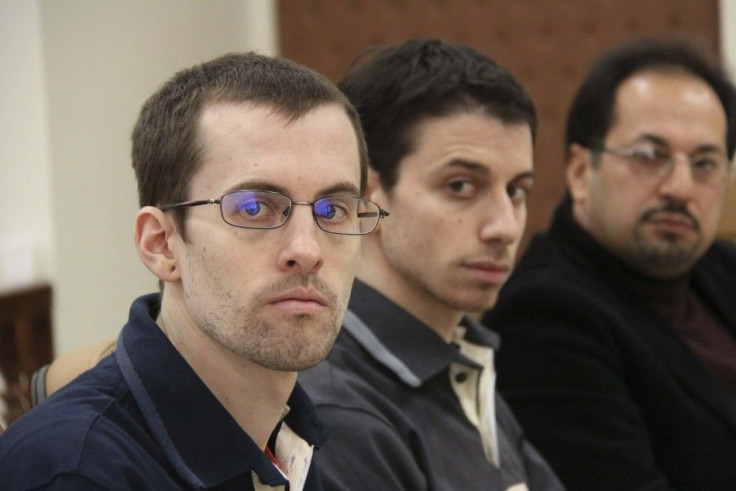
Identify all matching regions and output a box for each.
[566,143,592,205]
[135,206,181,282]
[365,168,387,205]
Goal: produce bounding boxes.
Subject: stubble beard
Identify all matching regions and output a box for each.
[627,225,703,278]
[203,275,346,372]
[407,267,501,315]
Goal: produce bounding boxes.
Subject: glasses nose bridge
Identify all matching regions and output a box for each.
[288,200,317,213]
[284,200,320,226]
[665,152,696,179]
[658,151,700,190]
[671,150,690,168]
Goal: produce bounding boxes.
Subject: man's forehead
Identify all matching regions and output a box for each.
[192,103,361,197]
[197,101,290,133]
[404,113,534,167]
[609,72,727,143]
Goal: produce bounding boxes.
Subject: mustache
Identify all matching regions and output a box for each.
[641,201,700,231]
[259,274,338,305]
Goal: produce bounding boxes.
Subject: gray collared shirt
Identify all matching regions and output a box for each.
[300,281,563,491]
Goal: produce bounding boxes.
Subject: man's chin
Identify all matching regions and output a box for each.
[258,347,334,372]
[446,289,500,313]
[628,242,700,278]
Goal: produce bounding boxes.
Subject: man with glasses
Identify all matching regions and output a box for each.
[298,39,562,490]
[0,52,385,489]
[483,37,736,490]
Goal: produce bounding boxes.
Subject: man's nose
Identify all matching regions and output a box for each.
[276,205,324,274]
[659,155,697,199]
[479,193,523,245]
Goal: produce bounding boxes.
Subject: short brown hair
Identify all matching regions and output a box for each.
[131,52,368,240]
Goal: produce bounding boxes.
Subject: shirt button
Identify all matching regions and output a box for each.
[455,372,467,383]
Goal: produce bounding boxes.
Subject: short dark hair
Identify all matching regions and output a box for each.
[338,39,537,192]
[132,52,368,240]
[566,37,736,159]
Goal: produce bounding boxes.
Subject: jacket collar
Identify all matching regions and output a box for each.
[345,281,499,387]
[117,294,329,489]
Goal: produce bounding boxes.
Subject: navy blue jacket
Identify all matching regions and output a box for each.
[0,294,328,490]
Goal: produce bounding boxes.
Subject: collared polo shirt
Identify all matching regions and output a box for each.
[0,294,328,490]
[299,281,563,491]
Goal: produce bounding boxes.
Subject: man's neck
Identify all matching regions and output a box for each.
[356,255,464,343]
[157,292,296,449]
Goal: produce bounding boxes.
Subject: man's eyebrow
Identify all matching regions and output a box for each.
[512,170,535,181]
[224,181,361,197]
[225,181,283,194]
[318,182,361,197]
[634,134,670,147]
[444,158,535,181]
[691,144,727,155]
[444,159,488,173]
[634,134,726,155]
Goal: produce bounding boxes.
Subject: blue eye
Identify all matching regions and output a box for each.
[314,200,337,219]
[239,199,262,216]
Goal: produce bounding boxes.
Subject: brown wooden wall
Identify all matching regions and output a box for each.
[279,0,736,247]
[0,284,53,427]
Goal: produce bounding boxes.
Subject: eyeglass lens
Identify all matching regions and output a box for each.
[607,146,730,186]
[220,190,382,235]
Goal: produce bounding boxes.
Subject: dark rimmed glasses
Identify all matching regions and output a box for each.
[159,190,389,235]
[593,146,731,188]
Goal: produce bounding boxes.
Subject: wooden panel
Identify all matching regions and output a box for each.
[0,284,54,426]
[279,0,725,247]
[720,185,736,241]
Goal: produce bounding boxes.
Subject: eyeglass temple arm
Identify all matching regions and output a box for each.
[358,210,390,218]
[159,199,219,211]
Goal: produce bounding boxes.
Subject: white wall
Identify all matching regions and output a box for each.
[1,0,277,355]
[0,1,54,291]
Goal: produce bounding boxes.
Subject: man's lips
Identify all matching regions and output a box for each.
[644,211,697,234]
[463,261,511,283]
[268,289,329,313]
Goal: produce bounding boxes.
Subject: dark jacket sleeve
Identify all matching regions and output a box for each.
[486,281,671,491]
[313,404,429,491]
[39,474,109,490]
[495,394,566,490]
